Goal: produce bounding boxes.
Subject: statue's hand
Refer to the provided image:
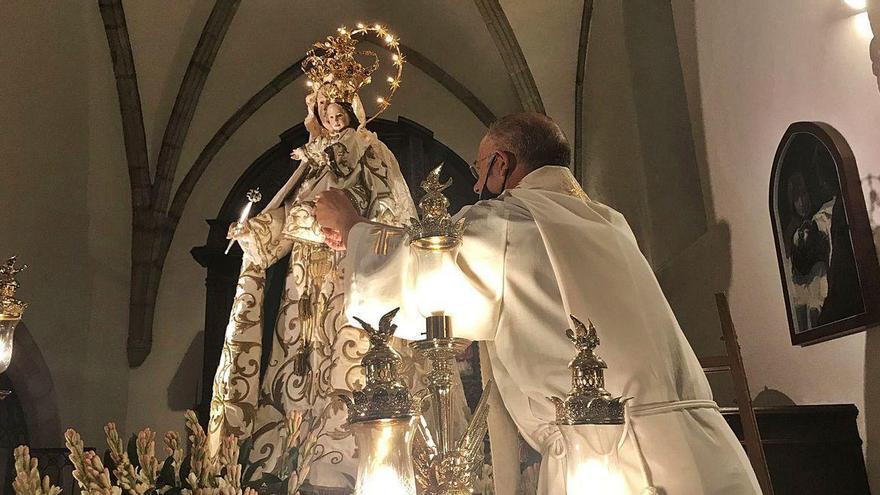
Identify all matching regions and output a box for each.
[227,221,249,240]
[290,147,305,161]
[305,90,317,111]
[304,91,322,136]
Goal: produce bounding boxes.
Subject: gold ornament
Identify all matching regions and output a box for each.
[338,308,419,423]
[293,245,336,377]
[0,257,27,321]
[410,335,493,495]
[548,315,630,425]
[405,165,466,250]
[302,23,404,123]
[339,308,493,494]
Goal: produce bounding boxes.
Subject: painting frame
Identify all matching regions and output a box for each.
[769,121,880,346]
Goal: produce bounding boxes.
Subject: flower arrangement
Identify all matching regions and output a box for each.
[12,409,322,495]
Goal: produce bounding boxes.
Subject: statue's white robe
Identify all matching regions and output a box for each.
[344,166,761,494]
[209,127,421,488]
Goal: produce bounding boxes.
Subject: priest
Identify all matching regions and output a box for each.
[315,112,761,494]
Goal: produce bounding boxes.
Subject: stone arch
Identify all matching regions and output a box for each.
[473,0,545,113]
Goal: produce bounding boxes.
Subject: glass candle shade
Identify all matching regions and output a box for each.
[558,424,627,495]
[352,416,418,495]
[410,242,461,319]
[0,317,18,374]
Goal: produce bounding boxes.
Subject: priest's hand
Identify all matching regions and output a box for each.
[322,227,345,251]
[315,188,365,249]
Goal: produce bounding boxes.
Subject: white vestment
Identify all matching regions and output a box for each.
[344,166,761,494]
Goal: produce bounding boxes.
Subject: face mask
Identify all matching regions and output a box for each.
[477,155,510,201]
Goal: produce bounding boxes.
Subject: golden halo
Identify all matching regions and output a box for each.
[302,22,404,125]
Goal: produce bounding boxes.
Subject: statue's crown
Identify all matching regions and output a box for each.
[302,23,404,124]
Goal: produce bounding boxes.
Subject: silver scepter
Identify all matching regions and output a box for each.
[225,188,262,255]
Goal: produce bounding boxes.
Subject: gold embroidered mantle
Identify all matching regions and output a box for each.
[209,128,421,488]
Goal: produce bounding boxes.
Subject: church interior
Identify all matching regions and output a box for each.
[2,1,880,493]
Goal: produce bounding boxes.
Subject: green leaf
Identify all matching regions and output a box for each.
[289,446,299,467]
[179,456,192,488]
[127,434,140,468]
[238,437,253,466]
[341,472,356,487]
[157,456,175,486]
[241,444,260,484]
[248,473,286,494]
[102,449,119,484]
[277,447,299,479]
[260,473,284,484]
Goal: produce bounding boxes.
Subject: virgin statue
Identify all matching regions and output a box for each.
[208,25,425,491]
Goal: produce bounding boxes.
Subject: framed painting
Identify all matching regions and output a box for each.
[770,121,880,345]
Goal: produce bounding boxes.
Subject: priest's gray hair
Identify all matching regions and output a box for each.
[487,112,572,169]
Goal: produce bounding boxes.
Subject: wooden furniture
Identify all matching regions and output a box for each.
[723,404,871,494]
[704,294,871,494]
[700,293,775,494]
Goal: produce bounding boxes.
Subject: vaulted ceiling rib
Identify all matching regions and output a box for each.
[472,0,545,113]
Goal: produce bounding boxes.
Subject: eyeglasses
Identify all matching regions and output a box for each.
[470,152,498,179]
